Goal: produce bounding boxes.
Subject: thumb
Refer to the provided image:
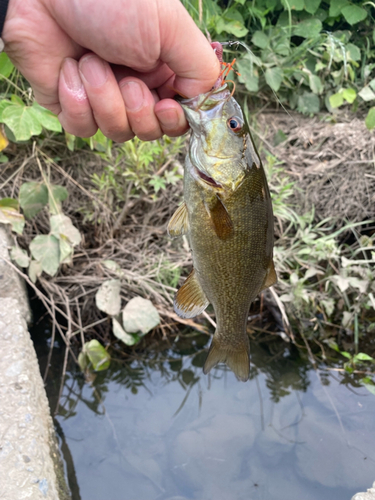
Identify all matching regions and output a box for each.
[158,1,220,98]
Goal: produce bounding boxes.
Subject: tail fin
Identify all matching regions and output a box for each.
[203,335,250,382]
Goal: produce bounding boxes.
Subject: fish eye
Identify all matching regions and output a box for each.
[227,117,242,132]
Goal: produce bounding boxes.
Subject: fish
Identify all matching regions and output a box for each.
[167,81,276,382]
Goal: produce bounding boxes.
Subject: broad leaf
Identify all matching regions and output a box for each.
[81,339,110,372]
[329,92,344,108]
[341,5,367,25]
[112,318,139,346]
[28,260,43,283]
[294,18,322,38]
[30,102,62,133]
[122,296,160,335]
[252,31,269,49]
[358,86,375,102]
[48,184,68,215]
[365,107,375,130]
[50,214,81,246]
[0,53,14,78]
[19,182,48,219]
[59,236,73,264]
[10,246,29,268]
[297,92,320,114]
[237,59,259,92]
[309,74,323,95]
[0,204,25,234]
[304,0,321,14]
[265,67,283,92]
[345,43,361,62]
[30,234,60,276]
[281,0,304,10]
[95,279,121,316]
[2,103,42,141]
[342,88,356,103]
[329,0,349,17]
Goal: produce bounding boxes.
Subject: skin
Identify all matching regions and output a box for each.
[2,0,220,140]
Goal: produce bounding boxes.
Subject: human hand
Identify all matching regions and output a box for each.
[2,0,220,141]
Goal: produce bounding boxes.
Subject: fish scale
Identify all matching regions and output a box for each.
[168,81,276,381]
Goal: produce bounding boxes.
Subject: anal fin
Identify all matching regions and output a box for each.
[174,269,209,319]
[203,335,250,382]
[167,202,189,238]
[261,261,277,290]
[205,195,233,240]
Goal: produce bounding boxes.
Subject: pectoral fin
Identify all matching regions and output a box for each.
[174,269,209,319]
[167,202,189,238]
[261,261,277,290]
[205,195,233,240]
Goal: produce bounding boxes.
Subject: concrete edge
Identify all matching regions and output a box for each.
[0,226,71,500]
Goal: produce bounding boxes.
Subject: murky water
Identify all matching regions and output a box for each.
[32,318,375,500]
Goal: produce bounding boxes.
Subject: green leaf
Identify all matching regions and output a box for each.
[83,339,110,372]
[0,100,12,121]
[345,43,361,62]
[297,92,320,114]
[360,379,375,396]
[0,197,18,209]
[355,353,374,362]
[19,182,48,219]
[10,246,29,268]
[59,236,73,264]
[2,103,42,141]
[216,10,248,37]
[30,102,62,133]
[329,92,344,108]
[65,132,75,152]
[122,296,160,335]
[341,5,367,25]
[294,18,322,38]
[358,86,375,102]
[50,214,81,246]
[95,279,121,316]
[329,0,349,17]
[48,185,68,215]
[28,260,43,283]
[0,53,14,79]
[309,74,323,95]
[30,234,60,276]
[112,318,139,346]
[304,0,321,14]
[282,0,305,10]
[252,31,269,49]
[342,88,356,103]
[365,108,375,130]
[265,67,283,92]
[0,204,25,234]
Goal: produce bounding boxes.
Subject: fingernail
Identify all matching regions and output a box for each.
[156,107,179,129]
[62,58,85,95]
[120,81,144,111]
[79,55,108,87]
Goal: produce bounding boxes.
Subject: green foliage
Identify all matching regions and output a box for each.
[3,178,82,279]
[78,339,111,372]
[183,0,375,124]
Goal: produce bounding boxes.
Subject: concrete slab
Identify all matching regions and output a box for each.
[0,227,70,500]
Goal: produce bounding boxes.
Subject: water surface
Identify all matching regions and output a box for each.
[32,324,375,500]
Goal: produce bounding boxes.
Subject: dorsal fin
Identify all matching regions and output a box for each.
[205,195,233,240]
[174,269,209,319]
[261,261,277,291]
[167,202,189,238]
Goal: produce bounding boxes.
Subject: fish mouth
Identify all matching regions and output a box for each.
[194,166,222,189]
[177,84,230,111]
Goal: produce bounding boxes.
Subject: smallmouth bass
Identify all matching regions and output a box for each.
[168,83,276,382]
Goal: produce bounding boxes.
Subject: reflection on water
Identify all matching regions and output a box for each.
[32,324,375,500]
